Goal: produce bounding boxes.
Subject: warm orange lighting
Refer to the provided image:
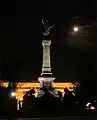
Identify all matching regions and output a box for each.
[90,106,95,110]
[87,105,96,110]
[20,98,23,101]
[0,81,77,101]
[0,82,9,88]
[15,82,76,101]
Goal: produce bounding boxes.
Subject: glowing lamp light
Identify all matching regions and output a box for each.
[90,106,95,110]
[20,98,23,101]
[11,92,16,97]
[73,27,79,32]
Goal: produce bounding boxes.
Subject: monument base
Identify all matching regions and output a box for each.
[38,77,55,87]
[35,86,59,98]
[36,77,59,98]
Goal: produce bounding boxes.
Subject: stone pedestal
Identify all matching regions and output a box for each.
[38,77,55,88]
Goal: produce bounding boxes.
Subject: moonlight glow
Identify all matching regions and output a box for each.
[73,27,78,32]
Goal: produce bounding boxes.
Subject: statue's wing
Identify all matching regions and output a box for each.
[47,25,54,30]
[52,24,54,28]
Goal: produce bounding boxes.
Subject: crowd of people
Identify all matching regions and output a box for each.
[19,87,96,117]
[0,85,96,118]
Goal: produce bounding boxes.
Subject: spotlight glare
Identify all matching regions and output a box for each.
[11,92,16,97]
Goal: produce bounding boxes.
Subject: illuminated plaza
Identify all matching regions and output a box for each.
[0,81,77,101]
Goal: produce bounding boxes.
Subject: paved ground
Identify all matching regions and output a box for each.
[14,117,96,120]
[0,117,96,120]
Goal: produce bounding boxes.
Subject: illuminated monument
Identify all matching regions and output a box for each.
[0,19,78,102]
[38,40,55,87]
[36,19,58,97]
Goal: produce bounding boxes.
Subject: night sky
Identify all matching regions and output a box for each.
[0,0,96,86]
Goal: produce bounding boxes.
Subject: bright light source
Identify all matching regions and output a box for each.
[90,106,95,110]
[20,98,23,101]
[11,92,16,97]
[73,27,78,32]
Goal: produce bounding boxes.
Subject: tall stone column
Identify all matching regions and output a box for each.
[42,40,51,74]
[38,40,55,88]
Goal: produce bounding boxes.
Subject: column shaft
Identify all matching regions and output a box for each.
[42,40,51,73]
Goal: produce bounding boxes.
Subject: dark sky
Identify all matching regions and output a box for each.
[0,0,96,84]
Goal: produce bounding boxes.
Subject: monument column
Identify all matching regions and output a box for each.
[36,19,59,98]
[38,19,55,88]
[42,40,51,74]
[38,40,55,88]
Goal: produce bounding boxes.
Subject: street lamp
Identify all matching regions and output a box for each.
[10,92,16,97]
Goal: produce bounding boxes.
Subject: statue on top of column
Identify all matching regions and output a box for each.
[42,19,54,36]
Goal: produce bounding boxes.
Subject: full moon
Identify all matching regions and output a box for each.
[73,27,78,32]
